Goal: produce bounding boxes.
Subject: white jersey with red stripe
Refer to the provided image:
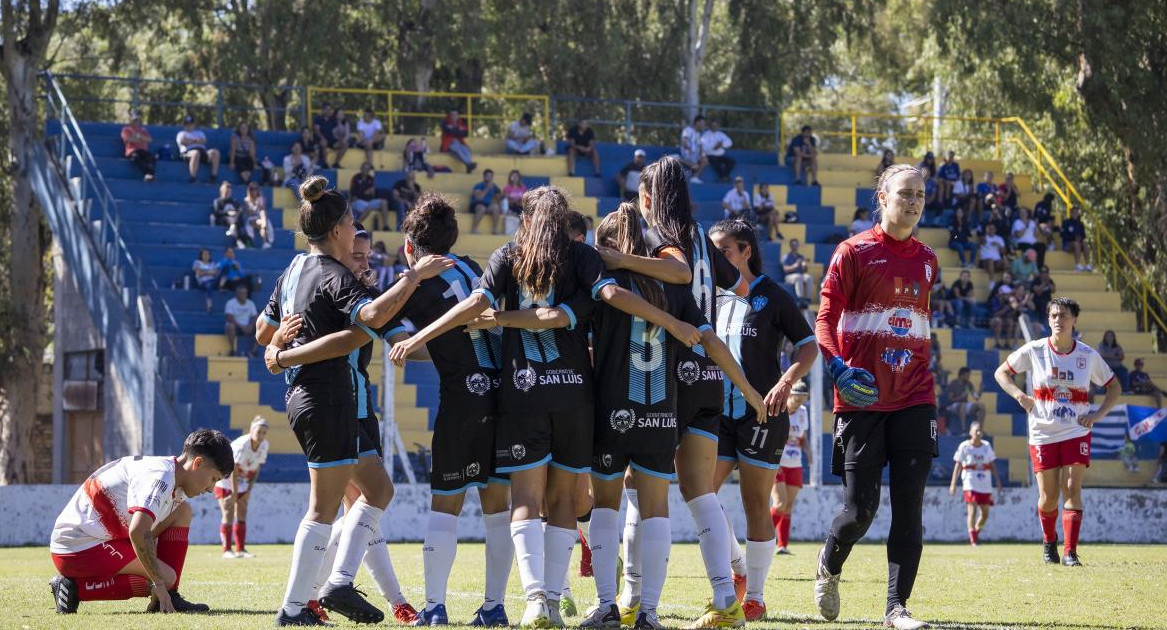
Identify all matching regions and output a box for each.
[214,435,268,493]
[780,404,809,468]
[51,456,186,554]
[1005,338,1115,445]
[953,439,996,493]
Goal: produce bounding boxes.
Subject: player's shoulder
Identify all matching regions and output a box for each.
[231,434,250,449]
[956,439,972,450]
[1072,340,1099,356]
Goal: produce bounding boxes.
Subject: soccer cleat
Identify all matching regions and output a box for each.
[775,546,791,555]
[319,582,385,624]
[618,600,640,626]
[222,550,238,559]
[733,573,747,603]
[1043,542,1061,564]
[741,599,766,622]
[394,602,420,624]
[147,590,211,613]
[547,599,566,628]
[685,600,746,629]
[884,605,930,629]
[235,549,255,558]
[412,604,448,626]
[559,593,578,618]
[633,611,663,630]
[307,600,330,622]
[470,604,510,627]
[49,575,79,614]
[519,596,553,629]
[277,607,334,626]
[813,548,841,621]
[580,604,622,629]
[1061,550,1083,567]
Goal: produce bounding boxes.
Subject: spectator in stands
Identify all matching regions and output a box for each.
[918,151,937,177]
[351,162,390,229]
[875,148,895,179]
[618,149,647,202]
[1012,206,1044,267]
[701,119,735,182]
[224,285,258,357]
[1130,358,1163,408]
[311,102,340,168]
[1099,330,1131,392]
[120,110,155,182]
[954,168,976,216]
[298,126,325,169]
[979,222,1007,278]
[781,238,813,300]
[1030,266,1056,322]
[368,241,387,289]
[1010,248,1039,283]
[192,248,218,313]
[329,108,352,168]
[922,166,943,225]
[356,108,387,167]
[176,115,220,183]
[217,246,255,294]
[506,113,545,155]
[470,168,502,235]
[501,169,527,232]
[390,169,422,232]
[950,207,978,268]
[440,109,477,173]
[680,115,708,183]
[785,125,819,186]
[721,176,752,219]
[403,137,435,178]
[944,367,985,435]
[566,117,600,177]
[1033,192,1058,243]
[229,122,258,184]
[243,182,274,249]
[281,141,314,193]
[930,332,949,388]
[950,269,976,328]
[849,207,874,236]
[1061,205,1093,272]
[210,181,247,247]
[931,272,955,328]
[990,292,1022,350]
[937,150,960,207]
[997,172,1019,209]
[1014,283,1037,321]
[982,203,1012,246]
[753,181,778,240]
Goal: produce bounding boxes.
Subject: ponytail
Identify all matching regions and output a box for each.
[640,155,696,257]
[513,186,572,301]
[595,203,668,328]
[298,176,349,242]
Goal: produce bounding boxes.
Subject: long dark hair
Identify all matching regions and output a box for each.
[639,155,696,256]
[709,219,763,277]
[595,203,667,330]
[512,186,573,301]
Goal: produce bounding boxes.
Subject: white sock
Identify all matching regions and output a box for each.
[422,511,458,610]
[562,581,574,600]
[723,506,747,576]
[543,525,577,603]
[282,519,332,616]
[328,502,385,587]
[687,493,736,609]
[638,517,671,615]
[483,511,513,610]
[510,518,545,600]
[619,489,642,606]
[313,518,344,596]
[364,517,407,606]
[744,538,776,603]
[590,508,620,606]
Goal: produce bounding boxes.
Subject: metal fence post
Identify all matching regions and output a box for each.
[549,95,558,145]
[851,115,858,156]
[216,85,224,128]
[131,77,140,113]
[624,101,633,144]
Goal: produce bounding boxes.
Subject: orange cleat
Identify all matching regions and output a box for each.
[741,600,766,622]
[393,602,420,624]
[306,599,329,622]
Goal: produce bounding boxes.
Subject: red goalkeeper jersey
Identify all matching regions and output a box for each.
[815,224,939,413]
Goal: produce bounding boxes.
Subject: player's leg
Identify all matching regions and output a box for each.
[587,468,626,625]
[770,479,788,549]
[233,490,251,554]
[1034,459,1062,563]
[543,466,581,613]
[421,489,465,622]
[884,449,932,621]
[675,428,740,621]
[976,503,990,536]
[217,491,235,556]
[575,475,594,577]
[280,463,352,620]
[736,461,778,619]
[965,501,977,544]
[477,480,514,623]
[629,463,672,627]
[323,454,392,587]
[1060,463,1087,565]
[618,470,642,613]
[780,483,801,553]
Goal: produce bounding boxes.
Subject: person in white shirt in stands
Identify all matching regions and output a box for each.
[355,108,387,167]
[781,238,814,299]
[979,223,1007,278]
[176,115,221,183]
[215,417,270,559]
[752,182,779,240]
[506,113,545,155]
[701,120,735,182]
[282,141,316,192]
[617,149,647,202]
[948,421,1002,546]
[721,176,752,219]
[225,285,259,357]
[680,114,709,183]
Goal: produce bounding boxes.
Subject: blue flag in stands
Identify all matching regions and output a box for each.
[1126,404,1167,442]
[1093,406,1130,454]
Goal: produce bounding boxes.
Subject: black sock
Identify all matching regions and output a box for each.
[885,450,932,614]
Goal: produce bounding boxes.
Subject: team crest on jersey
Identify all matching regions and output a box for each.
[924,264,932,283]
[465,462,481,478]
[466,373,492,396]
[610,409,637,434]
[677,360,701,385]
[881,347,913,372]
[1077,357,1087,370]
[510,444,527,460]
[601,453,613,469]
[513,368,538,392]
[887,309,913,336]
[750,295,768,311]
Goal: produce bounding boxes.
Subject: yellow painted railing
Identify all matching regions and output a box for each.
[780,109,1004,159]
[306,87,550,143]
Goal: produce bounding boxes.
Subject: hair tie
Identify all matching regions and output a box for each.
[304,188,325,203]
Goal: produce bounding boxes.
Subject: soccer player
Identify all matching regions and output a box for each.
[708,219,819,622]
[948,421,1002,546]
[597,156,748,628]
[813,164,939,630]
[772,381,814,555]
[389,186,702,628]
[259,176,453,626]
[48,429,233,614]
[214,416,270,558]
[993,297,1121,566]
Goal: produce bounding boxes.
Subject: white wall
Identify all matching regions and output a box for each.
[5,484,1166,547]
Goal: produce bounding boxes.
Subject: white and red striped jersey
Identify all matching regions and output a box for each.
[214,435,268,493]
[953,439,996,493]
[1005,338,1114,445]
[815,224,939,413]
[780,404,809,468]
[51,456,186,554]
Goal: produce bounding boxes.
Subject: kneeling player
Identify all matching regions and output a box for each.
[49,429,234,614]
[948,422,1001,545]
[994,297,1120,566]
[215,416,269,558]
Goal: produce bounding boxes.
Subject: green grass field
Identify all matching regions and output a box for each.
[3,542,1164,629]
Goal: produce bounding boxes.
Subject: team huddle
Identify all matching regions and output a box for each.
[46,160,1115,630]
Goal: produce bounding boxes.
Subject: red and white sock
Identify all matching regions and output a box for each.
[77,575,150,601]
[969,529,980,545]
[233,521,247,552]
[778,514,792,549]
[157,526,190,590]
[1062,509,1083,553]
[1038,509,1059,543]
[220,523,232,552]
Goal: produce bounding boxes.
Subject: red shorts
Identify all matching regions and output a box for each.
[1029,434,1091,472]
[774,466,804,488]
[963,490,994,506]
[51,539,136,578]
[213,486,249,499]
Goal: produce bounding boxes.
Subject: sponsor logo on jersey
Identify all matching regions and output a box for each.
[1051,368,1075,382]
[466,372,493,396]
[144,479,169,509]
[1052,405,1076,421]
[750,295,768,311]
[893,277,922,299]
[610,409,637,434]
[881,347,913,372]
[465,462,481,479]
[535,368,585,386]
[867,258,887,266]
[924,263,933,283]
[510,444,527,460]
[441,471,464,482]
[513,368,538,392]
[887,309,914,336]
[1054,385,1073,405]
[609,409,678,433]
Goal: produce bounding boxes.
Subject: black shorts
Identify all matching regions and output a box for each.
[358,415,382,459]
[717,411,790,470]
[431,409,500,495]
[287,385,358,468]
[184,148,212,165]
[831,404,939,478]
[679,403,721,443]
[494,408,593,474]
[591,449,676,482]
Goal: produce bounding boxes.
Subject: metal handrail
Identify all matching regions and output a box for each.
[551,95,779,149]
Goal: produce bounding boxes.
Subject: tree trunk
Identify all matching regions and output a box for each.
[680,0,714,122]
